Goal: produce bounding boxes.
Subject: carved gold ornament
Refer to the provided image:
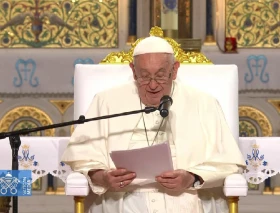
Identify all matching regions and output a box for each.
[267,99,280,114]
[0,100,2,104]
[49,100,74,115]
[101,26,212,64]
[0,106,54,136]
[239,106,272,136]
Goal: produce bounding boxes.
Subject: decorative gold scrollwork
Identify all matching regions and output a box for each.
[239,106,272,136]
[49,100,74,115]
[101,26,212,64]
[0,106,55,136]
[267,99,280,114]
[0,0,118,48]
[226,0,280,48]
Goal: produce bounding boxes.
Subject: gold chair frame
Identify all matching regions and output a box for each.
[100,26,212,64]
[72,26,240,213]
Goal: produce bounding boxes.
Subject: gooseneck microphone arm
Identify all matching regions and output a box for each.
[0,107,158,140]
[0,94,174,213]
[0,106,157,213]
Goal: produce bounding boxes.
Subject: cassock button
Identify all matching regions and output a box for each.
[153,210,158,213]
[155,121,159,124]
[151,199,155,202]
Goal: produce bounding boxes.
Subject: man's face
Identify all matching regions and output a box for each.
[130,53,180,107]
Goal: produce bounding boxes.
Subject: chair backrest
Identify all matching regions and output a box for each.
[74,64,239,141]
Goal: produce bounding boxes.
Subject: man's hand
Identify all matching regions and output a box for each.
[89,169,136,191]
[155,169,195,191]
[104,169,136,191]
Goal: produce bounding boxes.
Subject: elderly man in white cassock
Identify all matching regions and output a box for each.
[62,36,246,213]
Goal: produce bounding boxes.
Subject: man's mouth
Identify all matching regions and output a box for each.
[148,91,160,94]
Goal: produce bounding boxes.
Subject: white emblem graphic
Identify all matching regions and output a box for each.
[0,172,20,195]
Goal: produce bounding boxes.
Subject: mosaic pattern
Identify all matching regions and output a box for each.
[226,0,280,48]
[12,120,41,136]
[239,120,258,137]
[0,0,118,48]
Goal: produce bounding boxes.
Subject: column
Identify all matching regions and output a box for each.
[150,0,161,28]
[178,0,192,38]
[204,0,216,44]
[176,0,201,52]
[262,172,272,194]
[161,0,178,38]
[264,178,272,194]
[45,174,55,195]
[127,0,137,44]
[55,178,66,195]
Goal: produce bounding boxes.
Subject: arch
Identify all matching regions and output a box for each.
[0,106,55,136]
[239,119,259,137]
[239,106,272,136]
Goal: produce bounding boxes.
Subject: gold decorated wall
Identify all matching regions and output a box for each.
[0,0,118,48]
[0,20,278,195]
[0,0,279,208]
[238,104,275,192]
[239,106,272,137]
[226,0,280,48]
[0,99,74,193]
[0,106,55,136]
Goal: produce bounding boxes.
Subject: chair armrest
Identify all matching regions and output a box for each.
[223,174,248,197]
[65,172,90,196]
[65,172,248,197]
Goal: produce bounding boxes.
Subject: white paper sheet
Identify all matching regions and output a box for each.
[110,142,174,180]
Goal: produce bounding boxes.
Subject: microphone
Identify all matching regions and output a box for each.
[158,95,173,118]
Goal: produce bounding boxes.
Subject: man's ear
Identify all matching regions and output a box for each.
[172,61,180,80]
[129,63,137,80]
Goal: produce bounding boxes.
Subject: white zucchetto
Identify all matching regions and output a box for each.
[133,36,174,56]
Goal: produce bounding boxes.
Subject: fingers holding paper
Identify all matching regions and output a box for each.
[156,169,195,191]
[104,168,136,191]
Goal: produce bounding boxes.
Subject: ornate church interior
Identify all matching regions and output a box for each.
[0,0,279,213]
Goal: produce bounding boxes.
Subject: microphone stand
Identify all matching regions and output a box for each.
[0,106,157,213]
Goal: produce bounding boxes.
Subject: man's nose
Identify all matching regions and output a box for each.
[149,79,158,89]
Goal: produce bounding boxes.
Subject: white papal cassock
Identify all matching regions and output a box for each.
[62,81,246,213]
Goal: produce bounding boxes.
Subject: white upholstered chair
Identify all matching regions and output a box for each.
[65,63,248,213]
